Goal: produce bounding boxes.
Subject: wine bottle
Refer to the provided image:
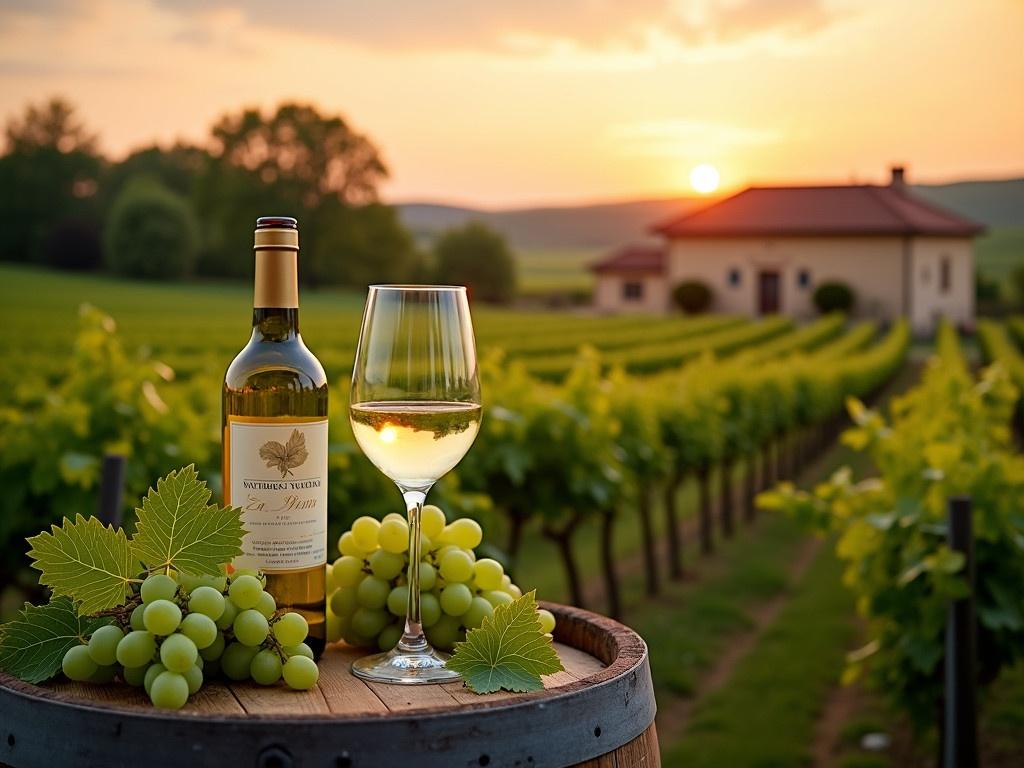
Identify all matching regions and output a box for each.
[223,216,328,657]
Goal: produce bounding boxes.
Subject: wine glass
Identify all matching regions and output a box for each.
[348,285,482,684]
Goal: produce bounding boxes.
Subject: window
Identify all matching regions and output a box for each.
[940,256,952,294]
[727,268,741,287]
[623,281,644,301]
[797,269,811,289]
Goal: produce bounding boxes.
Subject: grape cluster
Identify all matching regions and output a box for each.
[61,569,319,709]
[326,506,555,651]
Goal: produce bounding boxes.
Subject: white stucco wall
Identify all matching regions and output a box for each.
[593,273,669,314]
[908,237,975,334]
[665,237,907,321]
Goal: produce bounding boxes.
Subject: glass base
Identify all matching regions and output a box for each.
[351,645,461,685]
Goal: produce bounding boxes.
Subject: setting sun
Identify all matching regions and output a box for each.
[690,164,721,194]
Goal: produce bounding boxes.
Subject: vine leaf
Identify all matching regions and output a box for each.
[0,598,111,683]
[446,591,563,694]
[259,429,308,478]
[131,464,244,575]
[27,515,138,615]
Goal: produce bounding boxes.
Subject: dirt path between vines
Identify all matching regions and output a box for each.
[653,533,824,743]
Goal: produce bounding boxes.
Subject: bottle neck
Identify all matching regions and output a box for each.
[252,307,300,342]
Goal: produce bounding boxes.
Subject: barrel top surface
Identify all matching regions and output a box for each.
[0,602,642,721]
[0,602,657,768]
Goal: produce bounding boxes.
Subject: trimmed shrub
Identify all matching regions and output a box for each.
[433,222,516,304]
[671,280,713,314]
[812,281,855,314]
[104,178,199,280]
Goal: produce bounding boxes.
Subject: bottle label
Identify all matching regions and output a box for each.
[225,416,328,572]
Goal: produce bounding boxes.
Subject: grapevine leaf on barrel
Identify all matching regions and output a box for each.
[446,591,563,694]
[0,597,111,683]
[27,515,139,615]
[131,464,245,575]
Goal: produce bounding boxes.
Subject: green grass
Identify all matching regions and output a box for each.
[662,545,855,767]
[514,247,600,293]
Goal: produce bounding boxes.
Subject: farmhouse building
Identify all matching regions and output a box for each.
[590,168,983,334]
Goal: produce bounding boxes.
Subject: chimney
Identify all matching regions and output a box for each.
[890,165,906,191]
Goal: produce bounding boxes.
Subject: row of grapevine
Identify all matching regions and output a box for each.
[458,319,910,614]
[762,321,1024,732]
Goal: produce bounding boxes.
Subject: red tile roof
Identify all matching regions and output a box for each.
[590,244,665,274]
[652,184,984,238]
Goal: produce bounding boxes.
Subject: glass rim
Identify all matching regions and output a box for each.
[368,284,467,292]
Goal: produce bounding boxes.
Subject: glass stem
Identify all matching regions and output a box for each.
[398,488,429,652]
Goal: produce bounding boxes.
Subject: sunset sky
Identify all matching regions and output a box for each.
[0,0,1021,207]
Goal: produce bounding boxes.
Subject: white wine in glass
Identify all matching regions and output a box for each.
[349,285,481,684]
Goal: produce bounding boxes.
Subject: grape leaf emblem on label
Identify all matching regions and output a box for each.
[259,429,308,478]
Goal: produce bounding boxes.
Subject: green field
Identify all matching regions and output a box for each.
[976,227,1024,292]
[514,246,600,294]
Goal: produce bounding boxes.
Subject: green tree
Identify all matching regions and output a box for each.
[104,178,199,280]
[433,222,517,304]
[0,97,103,267]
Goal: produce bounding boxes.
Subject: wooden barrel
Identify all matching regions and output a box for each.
[0,602,658,768]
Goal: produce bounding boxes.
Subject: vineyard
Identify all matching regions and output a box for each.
[5,263,1024,765]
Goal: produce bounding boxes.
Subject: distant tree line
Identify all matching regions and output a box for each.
[0,98,516,300]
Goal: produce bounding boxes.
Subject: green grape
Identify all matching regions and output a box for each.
[150,671,189,710]
[160,633,198,673]
[116,631,156,668]
[333,556,366,588]
[420,504,446,539]
[140,573,178,604]
[221,642,258,681]
[506,583,523,599]
[351,607,389,638]
[447,518,483,550]
[325,563,334,591]
[386,585,409,616]
[473,559,504,591]
[439,550,474,583]
[462,597,494,630]
[272,612,309,646]
[144,663,167,695]
[481,590,514,608]
[215,598,240,630]
[231,568,267,586]
[330,587,358,618]
[250,649,283,685]
[193,653,204,670]
[537,608,556,634]
[382,512,406,524]
[369,549,405,580]
[377,518,409,554]
[233,609,270,646]
[356,576,390,610]
[129,603,146,631]
[424,614,462,651]
[143,599,182,636]
[418,562,437,591]
[256,590,277,619]
[62,645,98,681]
[337,531,367,558]
[228,574,263,610]
[88,664,119,683]
[180,613,218,649]
[199,630,226,661]
[326,609,343,643]
[179,572,228,593]
[378,623,402,651]
[183,664,203,695]
[418,533,434,554]
[435,544,461,562]
[282,655,319,690]
[87,625,124,666]
[351,516,381,551]
[440,583,473,616]
[420,593,442,627]
[342,625,374,648]
[188,586,226,621]
[284,643,314,660]
[123,664,148,687]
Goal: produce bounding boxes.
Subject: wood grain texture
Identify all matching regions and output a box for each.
[0,602,660,768]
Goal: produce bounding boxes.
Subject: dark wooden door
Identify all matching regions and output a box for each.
[758,271,781,314]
